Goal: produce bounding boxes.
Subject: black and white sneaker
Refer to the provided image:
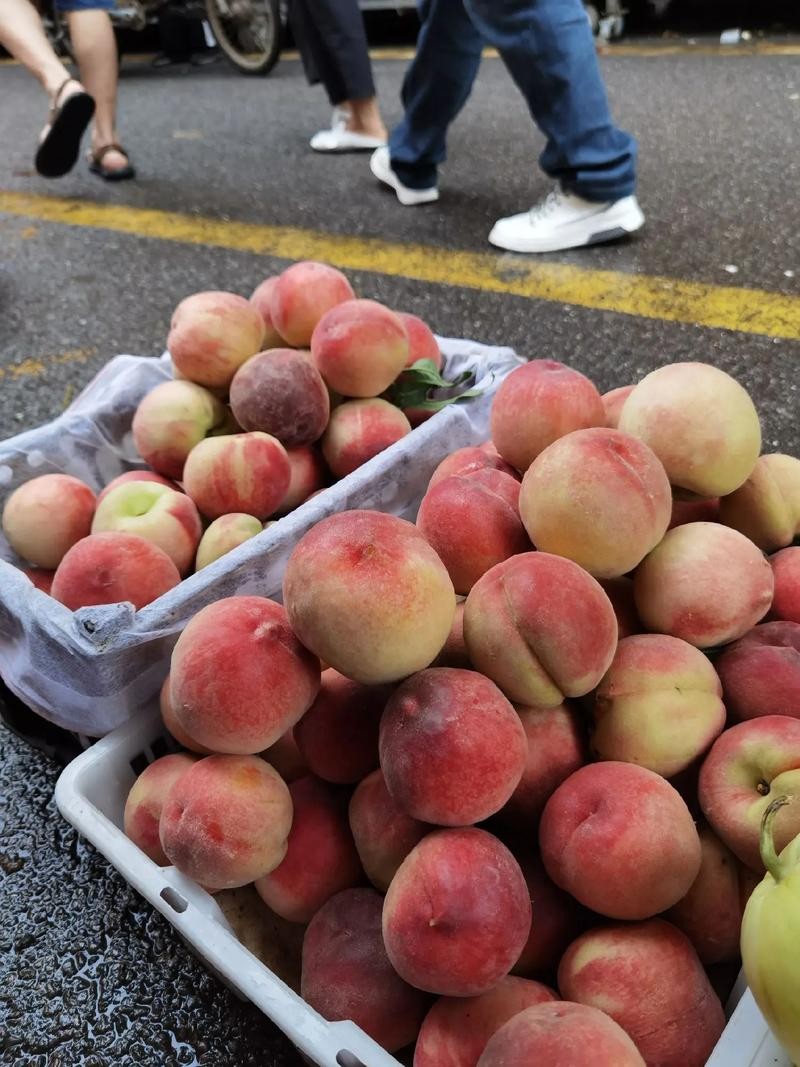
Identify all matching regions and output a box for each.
[489,187,645,253]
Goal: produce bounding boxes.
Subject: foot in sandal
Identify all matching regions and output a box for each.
[35,77,95,179]
[88,142,135,181]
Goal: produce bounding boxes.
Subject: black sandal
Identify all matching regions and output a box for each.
[34,77,95,179]
[88,142,136,182]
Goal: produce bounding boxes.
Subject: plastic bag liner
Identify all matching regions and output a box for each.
[0,339,523,735]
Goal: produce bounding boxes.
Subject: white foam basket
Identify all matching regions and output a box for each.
[55,709,792,1067]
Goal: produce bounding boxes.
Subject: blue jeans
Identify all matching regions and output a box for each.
[389,0,637,201]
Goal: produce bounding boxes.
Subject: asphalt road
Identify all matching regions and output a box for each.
[1,33,799,1067]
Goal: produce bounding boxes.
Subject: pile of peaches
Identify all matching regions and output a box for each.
[122,358,800,1066]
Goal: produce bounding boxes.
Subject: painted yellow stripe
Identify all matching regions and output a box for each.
[1,190,798,341]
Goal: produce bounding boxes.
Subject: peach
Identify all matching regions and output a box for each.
[159,754,293,889]
[51,532,180,610]
[771,547,800,623]
[669,496,720,529]
[261,728,309,782]
[382,828,531,996]
[590,634,726,777]
[697,714,800,870]
[718,453,800,550]
[415,976,558,1067]
[169,596,321,754]
[433,601,471,668]
[715,621,800,721]
[229,348,330,447]
[633,522,774,648]
[428,446,520,489]
[666,823,759,964]
[379,667,527,826]
[348,769,429,891]
[511,854,586,978]
[123,752,197,865]
[283,511,456,684]
[417,470,531,594]
[618,362,761,497]
[249,276,288,348]
[168,291,265,389]
[539,761,702,919]
[463,552,618,707]
[159,675,212,754]
[312,299,409,397]
[397,311,442,369]
[274,445,327,515]
[182,432,291,520]
[2,473,95,569]
[270,261,356,347]
[601,384,635,429]
[195,513,262,570]
[254,776,362,923]
[97,470,178,506]
[597,577,641,638]
[22,567,54,594]
[131,379,235,480]
[293,668,390,784]
[557,919,725,1067]
[489,360,605,474]
[302,887,428,1051]
[477,1002,646,1067]
[91,481,202,576]
[321,398,411,478]
[520,428,672,579]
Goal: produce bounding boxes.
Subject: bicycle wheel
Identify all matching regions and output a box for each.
[205,0,282,75]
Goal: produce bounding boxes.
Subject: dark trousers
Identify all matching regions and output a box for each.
[389,0,637,201]
[290,0,375,106]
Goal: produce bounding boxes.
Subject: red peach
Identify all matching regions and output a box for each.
[51,532,180,610]
[274,446,327,515]
[229,348,330,447]
[170,596,321,754]
[428,446,520,489]
[261,728,309,782]
[160,675,212,754]
[270,261,356,347]
[301,888,428,1052]
[182,432,291,520]
[383,828,531,996]
[23,567,54,594]
[348,769,429,892]
[312,299,409,398]
[249,276,288,348]
[601,384,635,429]
[97,470,178,506]
[715,621,800,721]
[718,453,800,550]
[490,360,605,474]
[511,854,586,978]
[2,473,95,569]
[597,577,641,638]
[321,398,411,478]
[123,752,197,864]
[195,513,262,570]
[168,291,265,389]
[669,496,721,529]
[433,601,471,668]
[397,311,442,370]
[770,546,800,623]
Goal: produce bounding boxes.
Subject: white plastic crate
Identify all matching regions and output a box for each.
[55,711,793,1067]
[0,338,522,737]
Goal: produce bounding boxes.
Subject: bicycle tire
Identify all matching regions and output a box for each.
[205,0,282,76]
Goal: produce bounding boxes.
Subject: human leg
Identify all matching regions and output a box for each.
[0,0,71,94]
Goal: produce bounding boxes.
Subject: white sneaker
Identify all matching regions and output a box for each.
[489,187,645,253]
[369,146,439,206]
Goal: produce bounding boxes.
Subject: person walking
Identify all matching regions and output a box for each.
[369,0,643,253]
[290,0,387,152]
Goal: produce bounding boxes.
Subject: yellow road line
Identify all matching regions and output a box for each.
[0,190,798,342]
[0,345,97,383]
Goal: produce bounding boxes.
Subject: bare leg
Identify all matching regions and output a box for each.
[0,0,75,96]
[346,96,387,140]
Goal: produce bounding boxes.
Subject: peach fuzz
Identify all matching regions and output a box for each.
[591,634,726,777]
[294,668,390,784]
[428,445,519,488]
[618,362,761,497]
[22,567,55,594]
[168,291,265,389]
[249,276,288,348]
[274,445,327,515]
[283,510,456,685]
[697,714,800,870]
[462,552,618,708]
[123,752,197,865]
[312,299,409,398]
[131,379,234,481]
[255,776,362,923]
[718,453,800,551]
[417,469,531,594]
[97,470,178,506]
[301,888,428,1052]
[477,1002,646,1067]
[511,854,586,978]
[92,481,202,576]
[2,473,95,569]
[182,432,291,520]
[539,761,701,919]
[261,728,309,782]
[557,919,725,1067]
[379,667,527,826]
[669,495,720,529]
[771,547,800,623]
[397,311,442,369]
[597,577,641,638]
[383,828,531,996]
[520,428,672,579]
[414,976,558,1067]
[601,384,635,429]
[169,596,320,754]
[433,600,471,668]
[160,675,212,754]
[348,769,429,891]
[159,754,293,889]
[229,348,330,447]
[321,398,411,479]
[51,532,180,611]
[666,823,759,964]
[489,360,604,474]
[633,522,773,648]
[195,513,262,570]
[715,621,800,721]
[270,261,355,347]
